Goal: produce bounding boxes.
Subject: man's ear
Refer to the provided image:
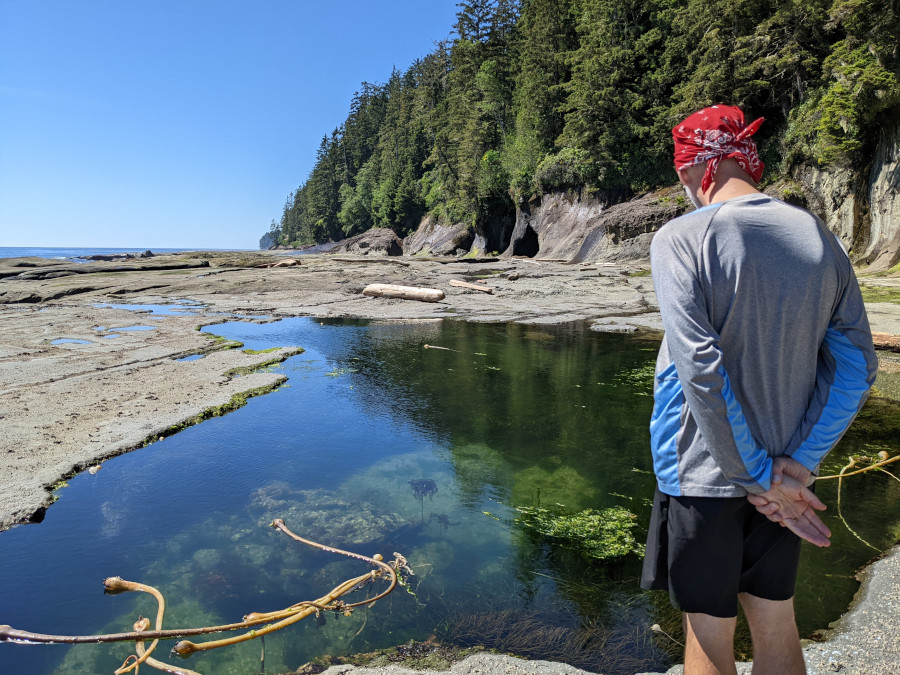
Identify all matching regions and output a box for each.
[677,164,705,190]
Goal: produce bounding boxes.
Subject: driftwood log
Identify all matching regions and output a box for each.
[450,279,494,294]
[362,283,445,302]
[872,332,900,352]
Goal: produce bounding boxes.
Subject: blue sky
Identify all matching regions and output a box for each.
[0,1,460,249]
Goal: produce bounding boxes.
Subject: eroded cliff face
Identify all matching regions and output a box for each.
[327,227,404,256]
[789,164,865,248]
[400,119,899,264]
[786,119,900,269]
[862,122,900,270]
[500,186,688,262]
[402,215,473,256]
[499,120,899,264]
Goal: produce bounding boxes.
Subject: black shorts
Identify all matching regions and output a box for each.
[640,487,802,618]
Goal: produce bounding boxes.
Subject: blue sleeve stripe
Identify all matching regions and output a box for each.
[720,366,773,490]
[650,362,683,495]
[791,328,873,472]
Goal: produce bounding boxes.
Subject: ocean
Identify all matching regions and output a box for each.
[0,247,235,261]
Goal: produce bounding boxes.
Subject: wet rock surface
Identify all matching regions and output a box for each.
[250,482,408,546]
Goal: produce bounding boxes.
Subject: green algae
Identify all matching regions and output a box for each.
[325,367,359,377]
[223,348,303,378]
[242,347,281,355]
[510,465,599,511]
[142,380,287,448]
[513,505,644,561]
[202,333,243,349]
[858,284,900,304]
[48,478,71,504]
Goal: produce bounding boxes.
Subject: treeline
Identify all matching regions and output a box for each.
[262,0,898,249]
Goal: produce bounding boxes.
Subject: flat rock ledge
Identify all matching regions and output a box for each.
[0,302,300,531]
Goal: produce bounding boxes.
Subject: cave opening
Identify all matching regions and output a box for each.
[512,224,540,257]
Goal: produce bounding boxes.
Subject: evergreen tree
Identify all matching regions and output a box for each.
[263,0,898,246]
[505,0,577,200]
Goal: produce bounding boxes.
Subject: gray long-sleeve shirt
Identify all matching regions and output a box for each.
[649,193,877,497]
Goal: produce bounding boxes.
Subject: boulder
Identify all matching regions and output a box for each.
[403,215,473,256]
[502,186,689,263]
[327,228,403,256]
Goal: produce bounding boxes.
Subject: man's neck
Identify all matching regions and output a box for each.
[700,161,761,205]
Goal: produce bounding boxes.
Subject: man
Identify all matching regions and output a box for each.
[640,105,877,675]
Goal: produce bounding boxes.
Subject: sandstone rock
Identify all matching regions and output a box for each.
[774,118,900,270]
[862,121,900,270]
[791,163,864,251]
[503,186,688,263]
[328,228,403,256]
[471,206,516,256]
[4,258,209,281]
[403,216,473,256]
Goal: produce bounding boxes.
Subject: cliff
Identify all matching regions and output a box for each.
[401,118,900,266]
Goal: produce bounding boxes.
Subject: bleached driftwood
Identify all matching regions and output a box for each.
[450,279,494,294]
[362,284,445,302]
[872,331,900,352]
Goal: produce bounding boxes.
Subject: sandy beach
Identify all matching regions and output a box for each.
[1,250,898,674]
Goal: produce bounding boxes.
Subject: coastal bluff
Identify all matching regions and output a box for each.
[394,118,900,270]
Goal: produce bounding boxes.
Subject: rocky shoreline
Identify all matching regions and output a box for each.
[1,250,898,674]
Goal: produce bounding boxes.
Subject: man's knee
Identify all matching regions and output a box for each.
[737,594,805,675]
[737,592,798,636]
[684,612,738,675]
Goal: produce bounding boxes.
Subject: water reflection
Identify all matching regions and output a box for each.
[0,318,897,675]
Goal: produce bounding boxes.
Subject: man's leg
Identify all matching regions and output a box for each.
[737,592,805,675]
[683,612,738,675]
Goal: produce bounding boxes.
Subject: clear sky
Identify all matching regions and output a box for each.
[0,1,460,249]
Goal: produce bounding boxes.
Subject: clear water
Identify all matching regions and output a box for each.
[108,325,157,332]
[0,319,897,675]
[94,302,204,316]
[50,338,92,345]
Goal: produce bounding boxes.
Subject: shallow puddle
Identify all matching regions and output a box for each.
[1,319,898,675]
[94,301,203,316]
[110,325,156,332]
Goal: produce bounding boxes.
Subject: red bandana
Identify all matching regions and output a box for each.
[672,105,764,192]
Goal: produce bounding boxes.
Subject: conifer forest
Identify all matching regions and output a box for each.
[262,0,898,249]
